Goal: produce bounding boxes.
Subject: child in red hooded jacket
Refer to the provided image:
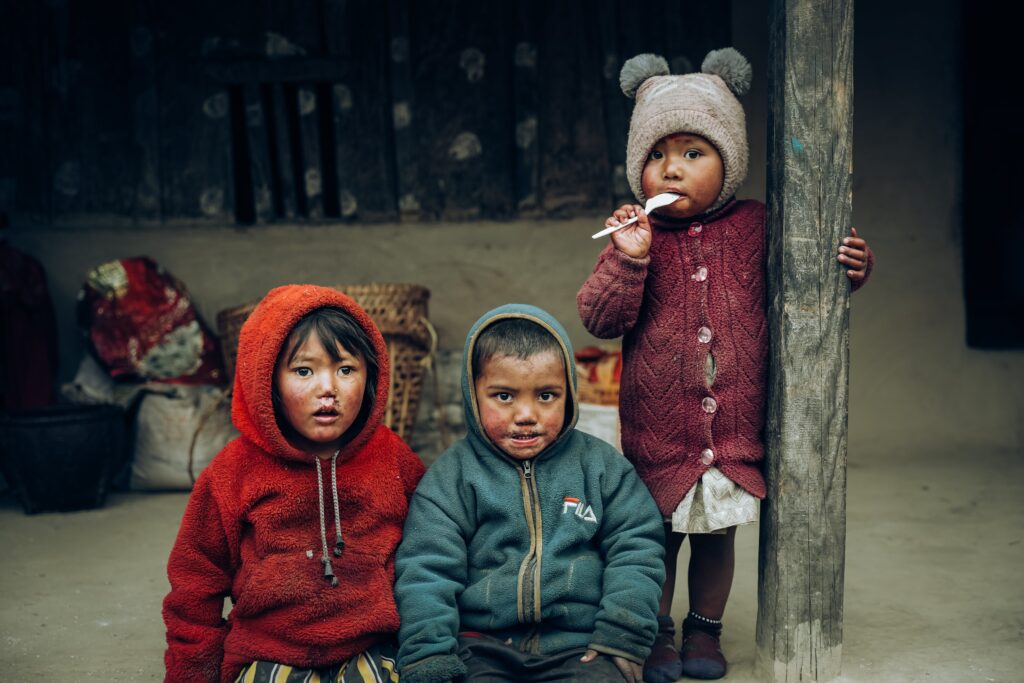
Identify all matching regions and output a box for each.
[163,285,425,683]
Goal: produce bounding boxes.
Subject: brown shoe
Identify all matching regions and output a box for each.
[680,628,726,679]
[643,616,683,683]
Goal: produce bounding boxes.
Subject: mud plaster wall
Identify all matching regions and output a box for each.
[9,0,1023,461]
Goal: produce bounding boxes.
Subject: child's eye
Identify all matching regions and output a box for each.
[295,367,312,377]
[496,392,512,402]
[684,149,702,160]
[648,150,664,160]
[338,366,354,376]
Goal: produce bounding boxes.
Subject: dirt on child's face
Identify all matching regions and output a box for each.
[474,351,567,461]
[274,335,366,459]
[641,133,724,218]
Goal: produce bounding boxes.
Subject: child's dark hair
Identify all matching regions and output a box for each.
[273,306,379,439]
[472,318,563,378]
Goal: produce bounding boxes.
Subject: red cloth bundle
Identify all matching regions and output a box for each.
[79,257,224,385]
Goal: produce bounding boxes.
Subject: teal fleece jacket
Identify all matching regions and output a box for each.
[395,304,665,683]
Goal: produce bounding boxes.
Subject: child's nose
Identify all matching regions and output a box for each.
[664,154,683,178]
[514,403,538,424]
[316,372,337,395]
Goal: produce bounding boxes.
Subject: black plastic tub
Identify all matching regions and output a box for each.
[0,404,126,514]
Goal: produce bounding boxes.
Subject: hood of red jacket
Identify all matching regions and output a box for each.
[231,284,390,464]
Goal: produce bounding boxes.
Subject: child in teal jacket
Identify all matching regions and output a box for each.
[395,304,665,683]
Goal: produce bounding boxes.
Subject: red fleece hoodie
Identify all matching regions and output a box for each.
[163,285,425,683]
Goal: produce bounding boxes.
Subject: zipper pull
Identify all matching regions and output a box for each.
[522,460,533,478]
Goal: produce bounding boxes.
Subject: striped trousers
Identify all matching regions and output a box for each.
[235,645,399,683]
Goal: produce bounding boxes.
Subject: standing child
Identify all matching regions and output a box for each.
[394,305,665,683]
[577,50,873,681]
[163,285,425,683]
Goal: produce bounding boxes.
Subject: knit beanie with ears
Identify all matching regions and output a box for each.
[621,48,751,211]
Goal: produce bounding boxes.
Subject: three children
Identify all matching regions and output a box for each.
[166,46,873,683]
[578,49,872,680]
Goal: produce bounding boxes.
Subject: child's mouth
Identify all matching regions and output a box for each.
[510,432,541,443]
[313,405,340,421]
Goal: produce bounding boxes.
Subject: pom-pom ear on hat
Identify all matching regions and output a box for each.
[620,54,669,99]
[622,47,751,210]
[701,47,752,96]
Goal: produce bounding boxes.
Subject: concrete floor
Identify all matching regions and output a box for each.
[1,440,1021,682]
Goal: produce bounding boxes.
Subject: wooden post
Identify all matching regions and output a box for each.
[756,1,853,681]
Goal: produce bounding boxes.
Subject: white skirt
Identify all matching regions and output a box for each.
[670,466,759,534]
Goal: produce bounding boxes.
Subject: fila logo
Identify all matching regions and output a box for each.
[562,497,598,524]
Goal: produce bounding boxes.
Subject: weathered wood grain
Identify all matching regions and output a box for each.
[296,83,324,220]
[756,1,854,681]
[512,0,541,215]
[268,83,298,220]
[535,4,607,216]
[596,0,630,205]
[405,1,515,221]
[49,0,136,220]
[2,3,48,221]
[155,1,234,223]
[330,0,397,222]
[130,0,162,222]
[387,0,420,221]
[8,1,737,226]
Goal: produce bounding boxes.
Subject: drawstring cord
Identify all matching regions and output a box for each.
[330,451,344,556]
[315,450,344,587]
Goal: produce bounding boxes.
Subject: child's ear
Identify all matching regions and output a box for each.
[701,47,752,96]
[620,53,670,99]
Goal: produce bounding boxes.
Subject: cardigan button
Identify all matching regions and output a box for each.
[692,266,708,282]
[688,222,703,237]
[697,326,713,344]
[702,397,718,413]
[700,448,715,465]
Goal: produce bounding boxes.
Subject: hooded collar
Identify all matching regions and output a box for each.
[461,304,579,464]
[231,284,390,465]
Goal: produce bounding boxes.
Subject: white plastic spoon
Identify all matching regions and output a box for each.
[591,192,681,239]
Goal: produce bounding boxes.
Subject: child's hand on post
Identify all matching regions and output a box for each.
[607,204,652,259]
[837,226,870,282]
[580,649,642,683]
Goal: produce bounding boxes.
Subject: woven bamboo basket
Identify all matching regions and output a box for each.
[216,284,434,441]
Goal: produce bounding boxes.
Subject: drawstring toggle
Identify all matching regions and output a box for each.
[322,555,338,586]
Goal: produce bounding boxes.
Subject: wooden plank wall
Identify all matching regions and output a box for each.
[5,0,731,226]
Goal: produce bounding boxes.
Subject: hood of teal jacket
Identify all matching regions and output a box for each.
[461,304,580,461]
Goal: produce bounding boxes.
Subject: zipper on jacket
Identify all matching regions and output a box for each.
[516,458,543,640]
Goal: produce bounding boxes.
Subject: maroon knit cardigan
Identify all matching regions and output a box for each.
[577,199,871,516]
